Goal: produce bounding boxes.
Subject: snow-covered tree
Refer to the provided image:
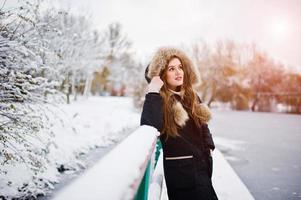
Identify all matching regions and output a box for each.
[0,0,105,198]
[100,22,132,60]
[0,2,59,198]
[98,22,140,95]
[192,40,249,109]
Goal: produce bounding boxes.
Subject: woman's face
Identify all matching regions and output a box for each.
[166,57,184,91]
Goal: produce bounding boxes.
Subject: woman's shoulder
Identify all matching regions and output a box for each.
[192,92,212,123]
[145,92,162,99]
[193,92,202,103]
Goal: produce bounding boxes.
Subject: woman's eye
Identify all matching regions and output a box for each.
[168,67,174,71]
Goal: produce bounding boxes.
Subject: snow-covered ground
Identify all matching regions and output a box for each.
[0,96,140,199]
[7,96,298,199]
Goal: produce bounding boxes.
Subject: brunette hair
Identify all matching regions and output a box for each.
[160,56,204,138]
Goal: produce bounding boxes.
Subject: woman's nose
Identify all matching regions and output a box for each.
[175,68,182,74]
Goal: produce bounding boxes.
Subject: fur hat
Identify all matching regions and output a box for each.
[146,47,211,128]
[147,47,200,85]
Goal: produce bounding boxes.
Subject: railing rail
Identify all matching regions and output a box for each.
[53,125,161,200]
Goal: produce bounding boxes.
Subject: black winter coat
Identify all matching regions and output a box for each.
[141,92,218,200]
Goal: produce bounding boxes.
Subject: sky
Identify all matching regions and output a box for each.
[6,0,301,70]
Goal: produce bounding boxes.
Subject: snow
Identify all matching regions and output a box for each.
[49,96,140,163]
[212,149,255,200]
[1,96,256,199]
[148,151,164,200]
[208,109,301,199]
[52,125,159,200]
[214,137,247,151]
[50,97,254,200]
[4,96,288,199]
[147,139,255,200]
[0,96,140,199]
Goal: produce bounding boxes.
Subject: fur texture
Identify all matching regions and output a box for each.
[173,101,189,126]
[173,101,212,127]
[196,103,212,123]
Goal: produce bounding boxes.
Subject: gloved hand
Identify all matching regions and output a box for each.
[148,76,164,93]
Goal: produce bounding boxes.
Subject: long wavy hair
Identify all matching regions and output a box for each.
[160,56,204,138]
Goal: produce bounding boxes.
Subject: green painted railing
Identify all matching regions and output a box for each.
[135,139,162,200]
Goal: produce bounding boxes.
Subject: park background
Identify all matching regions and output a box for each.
[1,0,300,199]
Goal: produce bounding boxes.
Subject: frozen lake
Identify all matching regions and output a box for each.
[210,109,301,200]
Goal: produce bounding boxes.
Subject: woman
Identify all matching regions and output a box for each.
[141,47,218,200]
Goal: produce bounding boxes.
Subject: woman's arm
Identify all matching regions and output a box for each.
[140,92,164,131]
[196,94,215,151]
[140,76,164,131]
[202,123,215,151]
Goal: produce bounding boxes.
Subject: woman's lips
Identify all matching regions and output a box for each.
[175,77,182,81]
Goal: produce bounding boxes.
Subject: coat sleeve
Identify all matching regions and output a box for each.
[202,123,215,150]
[140,92,164,131]
[196,94,215,151]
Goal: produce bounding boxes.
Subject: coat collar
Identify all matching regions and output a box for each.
[168,90,212,127]
[168,88,185,99]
